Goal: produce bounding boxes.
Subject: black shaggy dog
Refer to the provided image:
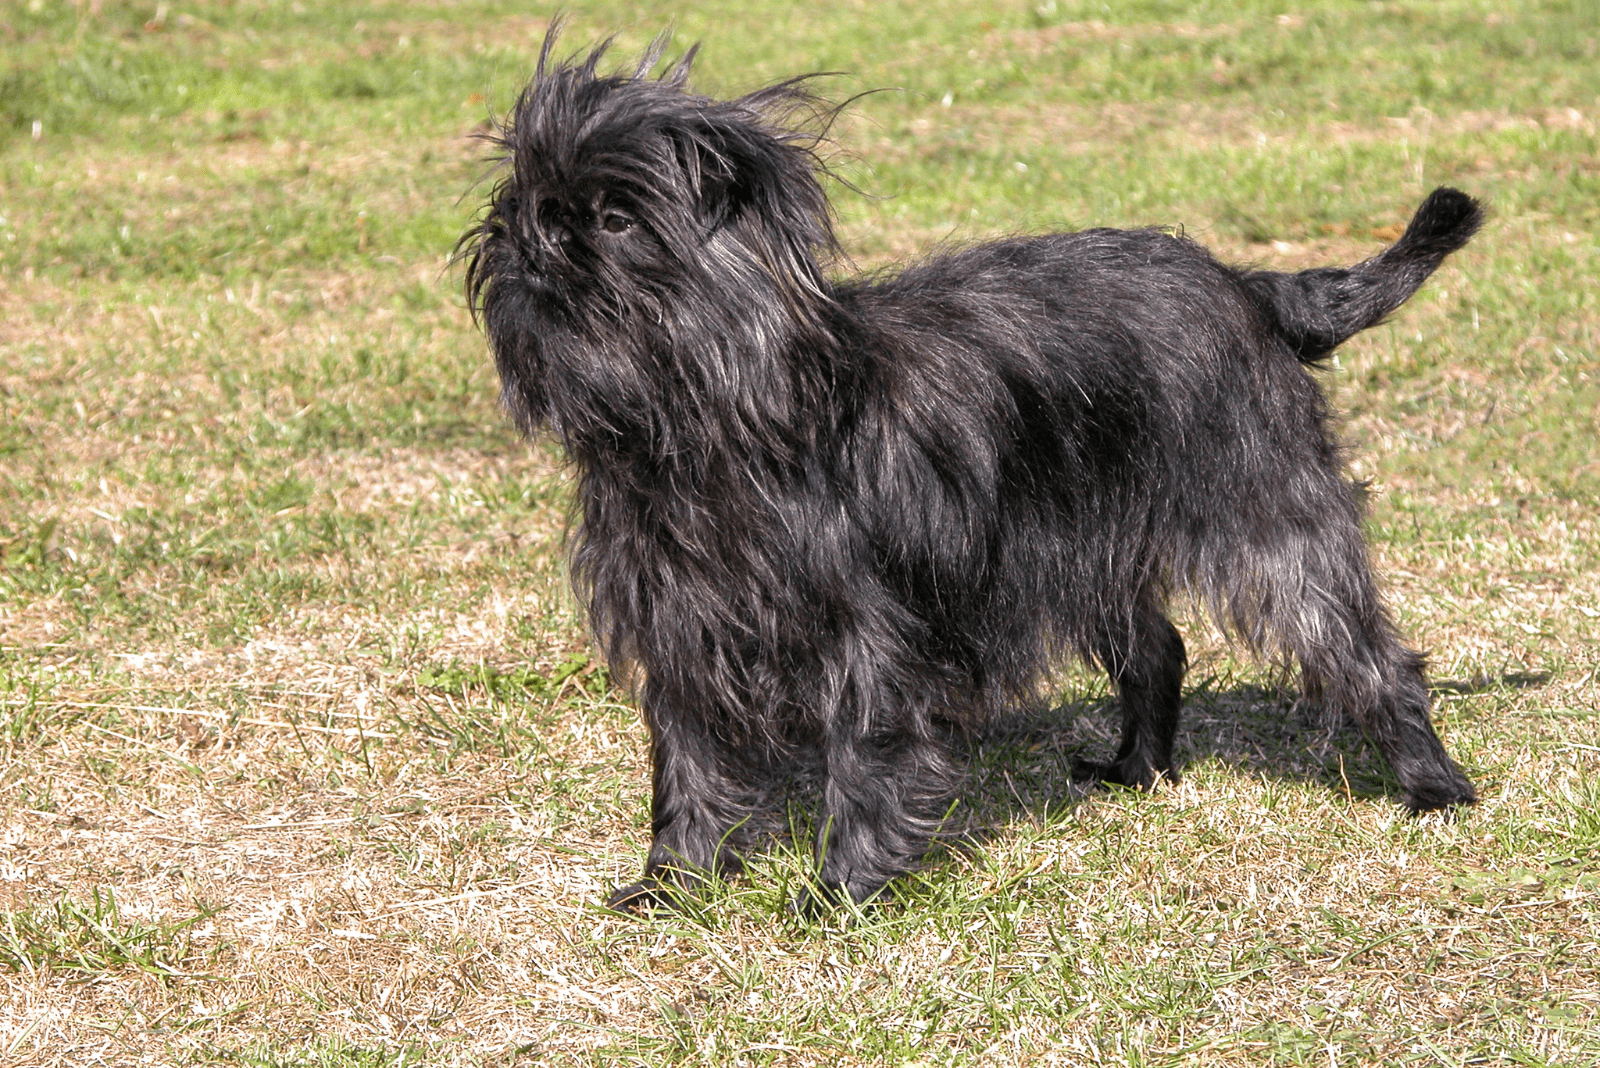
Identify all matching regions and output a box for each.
[460,30,1480,913]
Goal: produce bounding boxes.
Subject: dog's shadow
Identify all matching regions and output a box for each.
[949,669,1537,842]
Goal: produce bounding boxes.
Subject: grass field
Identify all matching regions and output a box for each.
[2,1,1598,1064]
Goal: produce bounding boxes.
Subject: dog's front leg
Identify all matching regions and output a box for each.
[801,722,954,914]
[607,691,751,913]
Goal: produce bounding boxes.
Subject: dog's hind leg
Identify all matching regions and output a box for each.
[1074,596,1188,791]
[1240,488,1477,814]
[1292,566,1477,813]
[1320,640,1477,813]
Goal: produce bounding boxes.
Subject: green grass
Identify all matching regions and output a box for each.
[0,886,223,980]
[2,0,1599,1064]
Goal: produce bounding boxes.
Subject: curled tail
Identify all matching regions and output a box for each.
[1242,187,1483,362]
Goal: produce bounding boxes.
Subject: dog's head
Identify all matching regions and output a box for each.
[460,26,841,440]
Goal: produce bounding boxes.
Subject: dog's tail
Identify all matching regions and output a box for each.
[1241,187,1483,362]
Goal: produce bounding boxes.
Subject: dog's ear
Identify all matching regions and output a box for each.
[692,102,829,232]
[667,93,839,304]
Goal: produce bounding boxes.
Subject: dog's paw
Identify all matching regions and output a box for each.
[790,879,885,920]
[790,884,842,920]
[605,879,685,915]
[1069,759,1113,785]
[1401,780,1478,816]
[1070,759,1177,792]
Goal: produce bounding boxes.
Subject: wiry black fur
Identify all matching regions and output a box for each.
[460,29,1481,912]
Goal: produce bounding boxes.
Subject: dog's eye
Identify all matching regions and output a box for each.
[601,213,634,234]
